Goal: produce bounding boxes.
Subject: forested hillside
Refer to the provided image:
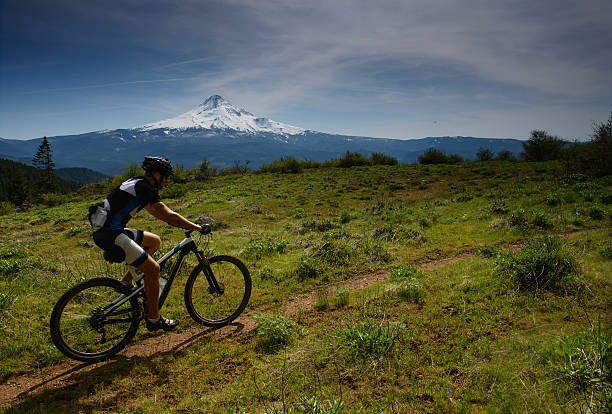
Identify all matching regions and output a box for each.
[0,158,80,202]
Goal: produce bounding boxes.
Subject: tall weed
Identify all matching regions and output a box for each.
[495,235,581,294]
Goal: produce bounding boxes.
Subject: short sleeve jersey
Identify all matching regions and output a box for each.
[106,176,161,230]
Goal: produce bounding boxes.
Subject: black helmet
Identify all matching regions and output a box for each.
[142,156,174,176]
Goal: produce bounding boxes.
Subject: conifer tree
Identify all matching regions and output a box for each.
[32,136,57,191]
[7,168,29,205]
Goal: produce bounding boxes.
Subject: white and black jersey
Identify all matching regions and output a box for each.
[106,176,161,231]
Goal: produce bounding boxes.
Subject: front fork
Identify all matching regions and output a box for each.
[194,249,224,295]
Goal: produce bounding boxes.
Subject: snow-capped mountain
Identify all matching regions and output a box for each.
[138,95,306,135]
[0,95,524,175]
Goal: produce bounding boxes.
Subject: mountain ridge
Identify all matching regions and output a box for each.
[0,95,525,175]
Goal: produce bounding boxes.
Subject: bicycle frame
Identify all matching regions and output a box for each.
[99,230,210,321]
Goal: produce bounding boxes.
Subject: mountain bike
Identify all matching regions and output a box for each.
[50,228,251,362]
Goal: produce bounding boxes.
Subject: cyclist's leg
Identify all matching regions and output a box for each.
[119,229,160,285]
[137,255,161,319]
[115,231,162,318]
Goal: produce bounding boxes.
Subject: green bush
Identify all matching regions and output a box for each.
[370,152,398,166]
[418,148,463,164]
[531,210,553,229]
[0,201,16,216]
[510,209,528,226]
[342,319,404,361]
[160,183,187,199]
[547,330,611,403]
[587,206,605,220]
[598,243,612,260]
[495,235,581,294]
[336,151,370,168]
[333,286,350,308]
[243,237,289,259]
[521,130,567,161]
[390,265,424,303]
[253,313,296,353]
[339,210,352,224]
[545,193,562,206]
[475,245,499,258]
[259,156,303,174]
[0,291,16,316]
[300,219,338,233]
[296,256,319,280]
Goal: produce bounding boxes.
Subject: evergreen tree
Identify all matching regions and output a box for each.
[32,136,57,191]
[7,169,29,205]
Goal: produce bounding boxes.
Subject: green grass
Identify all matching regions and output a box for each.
[1,160,611,412]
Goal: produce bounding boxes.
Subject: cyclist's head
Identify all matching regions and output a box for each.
[142,156,173,189]
[142,156,174,178]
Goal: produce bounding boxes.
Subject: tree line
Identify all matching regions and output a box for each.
[0,137,79,206]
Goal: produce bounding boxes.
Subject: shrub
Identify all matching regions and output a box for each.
[476,245,499,258]
[196,157,217,180]
[496,150,517,161]
[587,206,605,220]
[108,163,143,188]
[495,235,581,294]
[547,330,611,407]
[531,210,553,229]
[370,152,398,165]
[390,265,424,303]
[342,319,404,361]
[243,237,289,259]
[0,291,16,316]
[545,193,562,206]
[296,256,319,280]
[257,266,274,281]
[373,225,425,245]
[300,219,337,234]
[219,161,250,175]
[333,286,350,308]
[509,209,528,226]
[601,192,612,205]
[521,130,567,161]
[336,151,369,168]
[476,148,494,161]
[0,201,16,216]
[418,148,463,164]
[489,201,509,214]
[339,210,352,224]
[313,289,329,310]
[598,243,612,260]
[253,313,296,353]
[259,156,303,174]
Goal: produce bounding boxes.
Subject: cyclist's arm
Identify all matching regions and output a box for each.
[145,201,202,231]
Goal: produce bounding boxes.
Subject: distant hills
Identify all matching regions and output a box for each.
[0,159,82,202]
[0,96,525,176]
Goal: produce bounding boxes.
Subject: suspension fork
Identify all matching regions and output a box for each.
[194,249,223,294]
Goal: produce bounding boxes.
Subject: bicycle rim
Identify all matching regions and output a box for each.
[50,278,140,362]
[185,255,251,327]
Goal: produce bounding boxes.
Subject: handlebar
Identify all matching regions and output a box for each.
[185,224,212,237]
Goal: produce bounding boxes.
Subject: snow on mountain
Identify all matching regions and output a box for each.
[137,95,306,135]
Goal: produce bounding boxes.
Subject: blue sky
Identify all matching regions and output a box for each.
[1,0,610,140]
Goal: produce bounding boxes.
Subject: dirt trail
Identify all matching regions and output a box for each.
[0,229,598,408]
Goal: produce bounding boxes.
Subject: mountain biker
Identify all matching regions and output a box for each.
[91,156,204,332]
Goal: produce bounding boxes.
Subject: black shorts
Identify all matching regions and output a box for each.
[92,228,147,267]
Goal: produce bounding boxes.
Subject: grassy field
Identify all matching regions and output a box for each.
[0,160,610,413]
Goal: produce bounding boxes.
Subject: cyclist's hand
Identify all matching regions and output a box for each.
[199,224,212,235]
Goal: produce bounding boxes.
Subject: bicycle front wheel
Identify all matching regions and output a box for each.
[50,277,141,362]
[184,255,251,327]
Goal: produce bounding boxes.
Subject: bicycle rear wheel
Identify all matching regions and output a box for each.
[50,277,141,362]
[184,255,251,327]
